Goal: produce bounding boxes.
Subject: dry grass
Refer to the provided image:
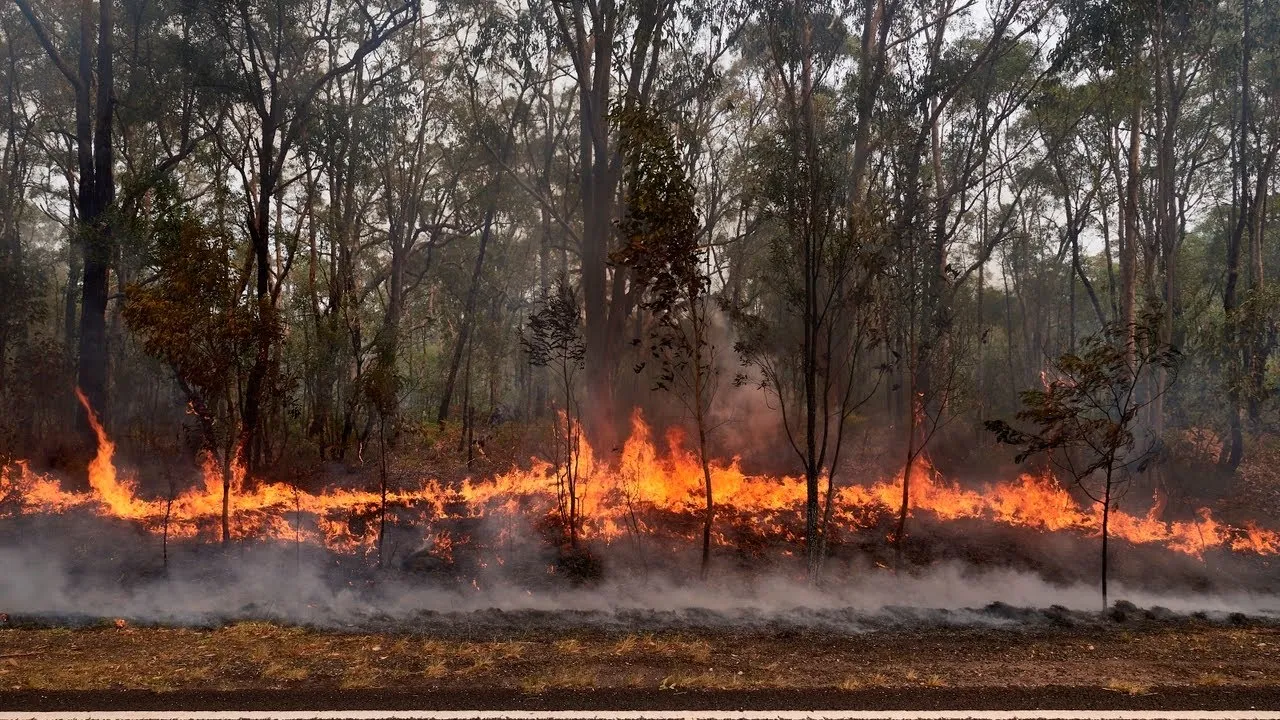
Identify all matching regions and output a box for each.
[552,638,581,654]
[422,659,449,681]
[339,665,381,690]
[670,637,713,664]
[923,674,949,688]
[838,676,865,691]
[419,639,448,656]
[612,634,640,655]
[1195,672,1232,687]
[0,624,1274,693]
[519,665,599,693]
[660,671,737,691]
[261,661,310,683]
[490,641,529,660]
[1104,678,1153,696]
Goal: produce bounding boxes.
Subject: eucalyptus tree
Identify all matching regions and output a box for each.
[13,0,115,443]
[1219,0,1280,470]
[612,105,718,577]
[436,15,539,427]
[1053,0,1170,360]
[733,0,891,582]
[182,0,418,475]
[368,19,465,434]
[522,274,587,548]
[886,0,1052,559]
[0,5,47,447]
[1031,81,1106,338]
[988,312,1180,609]
[540,0,750,444]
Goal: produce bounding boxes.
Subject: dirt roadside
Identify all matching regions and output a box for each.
[0,621,1276,695]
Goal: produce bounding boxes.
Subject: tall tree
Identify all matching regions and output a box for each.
[612,104,718,577]
[189,0,417,473]
[14,0,115,447]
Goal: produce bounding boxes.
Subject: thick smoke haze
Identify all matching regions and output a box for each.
[2,518,1277,632]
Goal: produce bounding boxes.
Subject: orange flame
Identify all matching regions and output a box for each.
[1,399,1276,562]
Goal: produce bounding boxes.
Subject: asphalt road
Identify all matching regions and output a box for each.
[2,689,1280,714]
[2,710,1280,720]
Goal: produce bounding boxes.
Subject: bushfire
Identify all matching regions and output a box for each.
[1,391,1277,562]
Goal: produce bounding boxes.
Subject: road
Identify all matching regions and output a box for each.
[2,707,1280,712]
[2,689,1280,719]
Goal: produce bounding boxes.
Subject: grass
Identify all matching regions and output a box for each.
[612,634,640,655]
[648,636,713,664]
[839,676,868,691]
[1104,678,1153,696]
[338,664,381,690]
[422,659,449,681]
[923,674,949,688]
[520,666,599,693]
[0,623,1274,693]
[1195,672,1232,687]
[261,661,310,683]
[657,670,741,691]
[552,639,581,654]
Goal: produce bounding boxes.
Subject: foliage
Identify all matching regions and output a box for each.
[612,103,721,575]
[986,311,1181,493]
[521,275,587,547]
[122,209,261,453]
[986,311,1180,607]
[522,277,586,375]
[612,105,709,393]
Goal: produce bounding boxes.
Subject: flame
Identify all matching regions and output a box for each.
[1,397,1277,562]
[77,387,143,519]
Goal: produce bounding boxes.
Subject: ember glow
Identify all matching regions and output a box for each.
[1,394,1277,560]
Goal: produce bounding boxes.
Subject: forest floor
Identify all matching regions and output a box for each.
[0,619,1277,694]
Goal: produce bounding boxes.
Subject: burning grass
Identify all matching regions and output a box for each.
[3,399,1279,572]
[0,619,1277,693]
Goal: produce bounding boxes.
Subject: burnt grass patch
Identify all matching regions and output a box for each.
[0,619,1278,693]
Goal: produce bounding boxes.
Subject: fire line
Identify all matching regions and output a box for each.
[1,396,1277,559]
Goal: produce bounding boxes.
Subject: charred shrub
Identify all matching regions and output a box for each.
[1108,599,1139,622]
[553,544,604,586]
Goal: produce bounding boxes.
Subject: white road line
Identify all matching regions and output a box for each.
[2,707,1280,712]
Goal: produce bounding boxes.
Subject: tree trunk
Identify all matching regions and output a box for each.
[1101,466,1113,612]
[16,0,115,446]
[1221,0,1252,471]
[220,449,232,546]
[693,301,713,579]
[438,203,494,424]
[63,215,80,363]
[697,419,713,579]
[796,0,822,583]
[377,413,388,567]
[1121,99,1141,357]
[237,114,280,474]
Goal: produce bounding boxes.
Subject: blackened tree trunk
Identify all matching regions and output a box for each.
[15,0,115,448]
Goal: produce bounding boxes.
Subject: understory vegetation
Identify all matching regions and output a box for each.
[1,0,1280,583]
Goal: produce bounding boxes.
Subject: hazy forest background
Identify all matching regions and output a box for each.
[1,0,1278,564]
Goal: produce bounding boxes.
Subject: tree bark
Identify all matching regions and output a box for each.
[1121,99,1141,357]
[1221,0,1251,471]
[438,198,497,423]
[15,0,114,449]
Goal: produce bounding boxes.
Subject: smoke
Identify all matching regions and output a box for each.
[1,515,1277,633]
